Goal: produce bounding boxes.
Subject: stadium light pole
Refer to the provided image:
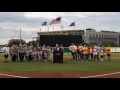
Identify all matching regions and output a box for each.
[20,28,21,45]
[33,37,37,47]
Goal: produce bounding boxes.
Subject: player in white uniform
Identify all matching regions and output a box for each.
[3,44,9,62]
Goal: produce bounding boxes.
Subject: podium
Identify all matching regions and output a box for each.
[53,51,63,63]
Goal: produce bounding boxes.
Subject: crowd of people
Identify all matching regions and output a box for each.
[69,43,111,61]
[2,43,64,62]
[2,43,111,62]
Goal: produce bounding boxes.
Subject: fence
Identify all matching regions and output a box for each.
[0,45,4,53]
[0,47,3,52]
[63,47,120,53]
[110,47,120,52]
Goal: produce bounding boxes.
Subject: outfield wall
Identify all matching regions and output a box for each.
[0,47,3,52]
[0,45,4,53]
[110,47,120,52]
[63,47,120,53]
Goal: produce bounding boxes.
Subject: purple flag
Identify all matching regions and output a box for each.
[69,22,75,26]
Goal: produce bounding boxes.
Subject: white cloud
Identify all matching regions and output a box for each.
[0,12,120,45]
[24,12,61,19]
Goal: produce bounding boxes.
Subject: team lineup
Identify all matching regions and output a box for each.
[69,43,111,61]
[2,43,111,62]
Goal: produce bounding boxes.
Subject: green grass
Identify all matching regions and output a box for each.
[0,53,120,72]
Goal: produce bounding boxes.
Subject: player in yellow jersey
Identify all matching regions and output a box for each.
[72,44,77,60]
[82,45,88,61]
[106,45,111,61]
[100,49,104,61]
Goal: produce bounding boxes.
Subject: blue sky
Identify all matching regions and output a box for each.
[0,12,120,44]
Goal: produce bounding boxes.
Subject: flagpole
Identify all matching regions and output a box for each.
[46,22,49,32]
[20,28,21,44]
[40,28,41,32]
[47,26,49,32]
[74,22,75,30]
[53,27,54,31]
[46,26,47,32]
[61,17,63,30]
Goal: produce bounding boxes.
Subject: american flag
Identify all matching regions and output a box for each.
[49,17,61,25]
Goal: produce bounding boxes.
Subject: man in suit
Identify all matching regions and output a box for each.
[54,44,62,52]
[53,44,63,63]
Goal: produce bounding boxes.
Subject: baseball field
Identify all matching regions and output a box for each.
[0,53,120,78]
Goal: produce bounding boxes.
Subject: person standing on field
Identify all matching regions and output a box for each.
[46,46,51,61]
[11,45,17,62]
[71,43,77,60]
[102,45,106,60]
[89,47,93,60]
[82,45,88,61]
[93,45,98,61]
[106,45,111,61]
[78,44,83,60]
[3,44,9,62]
[100,48,104,61]
[69,43,74,59]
